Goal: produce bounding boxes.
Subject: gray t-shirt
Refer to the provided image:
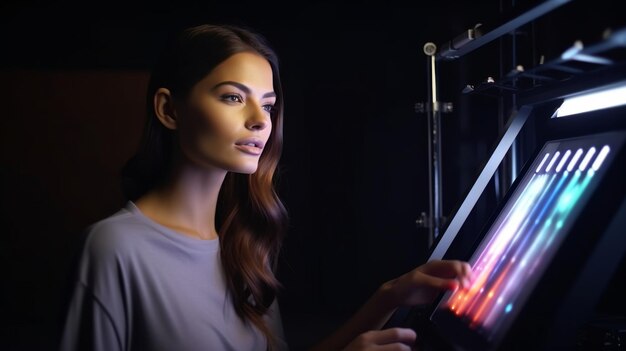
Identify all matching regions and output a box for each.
[60,201,288,351]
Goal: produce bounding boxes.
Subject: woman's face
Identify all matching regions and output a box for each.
[177,52,275,174]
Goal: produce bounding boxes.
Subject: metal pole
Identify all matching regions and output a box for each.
[424,42,443,248]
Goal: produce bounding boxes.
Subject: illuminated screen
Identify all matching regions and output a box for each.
[431,131,625,349]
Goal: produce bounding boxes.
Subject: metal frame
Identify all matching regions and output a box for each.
[419,0,573,248]
[427,104,533,260]
[437,0,572,61]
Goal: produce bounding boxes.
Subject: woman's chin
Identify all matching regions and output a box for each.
[229,163,259,175]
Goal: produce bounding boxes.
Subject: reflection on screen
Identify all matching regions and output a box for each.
[436,135,617,343]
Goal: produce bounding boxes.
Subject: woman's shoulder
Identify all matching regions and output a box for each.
[79,203,151,262]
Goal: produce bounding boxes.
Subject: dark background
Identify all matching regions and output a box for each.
[1,0,624,350]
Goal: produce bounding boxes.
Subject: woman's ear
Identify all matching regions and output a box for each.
[154,88,178,130]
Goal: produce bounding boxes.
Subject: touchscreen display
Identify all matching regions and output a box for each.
[430,131,624,349]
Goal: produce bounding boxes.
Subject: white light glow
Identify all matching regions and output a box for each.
[579,147,596,171]
[536,153,550,173]
[567,149,584,172]
[555,150,572,173]
[545,152,560,172]
[591,146,611,171]
[555,84,626,118]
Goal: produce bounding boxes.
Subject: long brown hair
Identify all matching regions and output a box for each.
[120,24,288,347]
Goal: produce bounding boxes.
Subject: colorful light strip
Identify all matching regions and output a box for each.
[441,143,612,341]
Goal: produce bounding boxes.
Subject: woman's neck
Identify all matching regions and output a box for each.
[135,162,227,241]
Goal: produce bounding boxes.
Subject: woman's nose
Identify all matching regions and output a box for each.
[245,103,270,131]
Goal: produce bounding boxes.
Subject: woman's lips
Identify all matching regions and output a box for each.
[234,138,265,156]
[235,144,263,155]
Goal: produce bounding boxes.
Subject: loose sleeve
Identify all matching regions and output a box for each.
[59,222,129,351]
[59,282,123,351]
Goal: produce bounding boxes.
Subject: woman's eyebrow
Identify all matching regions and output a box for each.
[211,81,276,99]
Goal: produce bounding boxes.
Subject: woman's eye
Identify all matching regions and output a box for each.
[263,104,276,114]
[221,94,243,103]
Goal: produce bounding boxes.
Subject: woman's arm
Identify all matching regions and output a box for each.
[306,284,401,351]
[59,282,124,351]
[308,260,472,351]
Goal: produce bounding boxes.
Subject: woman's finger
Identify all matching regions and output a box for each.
[375,344,413,351]
[418,260,472,279]
[412,271,459,291]
[366,328,417,345]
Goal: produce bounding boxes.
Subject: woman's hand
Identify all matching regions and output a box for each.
[379,260,473,308]
[307,260,472,351]
[342,328,417,351]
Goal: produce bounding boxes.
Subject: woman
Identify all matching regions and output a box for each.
[59,24,472,351]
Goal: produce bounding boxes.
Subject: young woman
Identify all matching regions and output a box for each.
[59,24,472,351]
